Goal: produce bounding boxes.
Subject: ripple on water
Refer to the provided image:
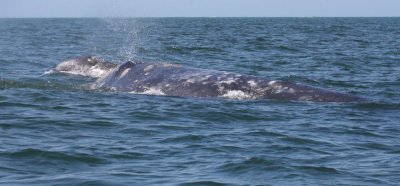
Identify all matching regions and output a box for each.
[218,157,289,174]
[1,148,107,165]
[159,134,206,143]
[177,181,231,186]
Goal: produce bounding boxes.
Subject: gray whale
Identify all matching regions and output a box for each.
[56,56,364,102]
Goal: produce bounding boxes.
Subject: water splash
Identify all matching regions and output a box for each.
[99,18,152,63]
[129,87,166,96]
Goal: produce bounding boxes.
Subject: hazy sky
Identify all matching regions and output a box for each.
[1,0,399,18]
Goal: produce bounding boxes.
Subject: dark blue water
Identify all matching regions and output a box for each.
[1,18,400,185]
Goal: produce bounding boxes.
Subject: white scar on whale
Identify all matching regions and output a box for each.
[54,56,365,102]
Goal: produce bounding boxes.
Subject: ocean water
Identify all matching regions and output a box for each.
[0,18,399,185]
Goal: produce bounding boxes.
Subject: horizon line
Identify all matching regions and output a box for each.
[1,16,399,19]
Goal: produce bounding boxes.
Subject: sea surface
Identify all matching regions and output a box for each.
[0,18,399,185]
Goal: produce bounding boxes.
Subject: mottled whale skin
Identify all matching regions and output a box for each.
[56,56,364,102]
[56,56,116,78]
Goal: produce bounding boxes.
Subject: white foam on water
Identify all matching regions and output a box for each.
[58,70,86,77]
[221,90,252,100]
[130,87,165,96]
[43,69,55,75]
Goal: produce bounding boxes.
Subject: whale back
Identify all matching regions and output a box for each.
[92,61,364,102]
[55,56,117,78]
[56,56,364,102]
[93,61,149,91]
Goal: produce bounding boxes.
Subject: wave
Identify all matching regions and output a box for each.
[0,74,92,92]
[166,46,225,54]
[178,181,231,186]
[217,157,288,173]
[159,134,205,143]
[353,102,400,110]
[293,165,340,174]
[1,148,106,165]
